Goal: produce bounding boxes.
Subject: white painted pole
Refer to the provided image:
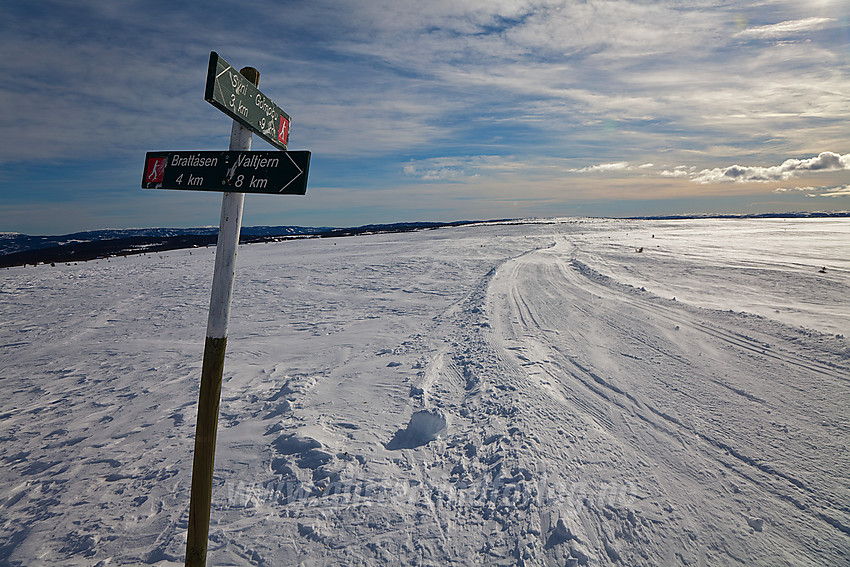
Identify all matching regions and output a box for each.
[205,120,251,339]
[186,66,259,567]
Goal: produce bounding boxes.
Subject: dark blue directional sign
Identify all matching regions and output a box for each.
[142,151,310,195]
[204,52,291,150]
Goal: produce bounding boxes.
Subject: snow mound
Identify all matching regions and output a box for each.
[386,408,448,449]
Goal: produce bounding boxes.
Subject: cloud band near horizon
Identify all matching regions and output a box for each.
[661,152,850,184]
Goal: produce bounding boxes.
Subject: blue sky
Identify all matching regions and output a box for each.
[1,0,849,234]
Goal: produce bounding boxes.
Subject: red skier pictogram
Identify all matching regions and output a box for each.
[146,157,166,183]
[278,116,290,146]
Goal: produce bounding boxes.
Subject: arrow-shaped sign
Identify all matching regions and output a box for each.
[142,151,310,195]
[204,52,292,150]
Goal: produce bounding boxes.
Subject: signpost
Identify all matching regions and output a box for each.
[204,51,291,150]
[143,54,309,567]
[143,150,310,195]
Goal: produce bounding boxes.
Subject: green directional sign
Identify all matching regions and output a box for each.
[204,52,292,150]
[142,151,310,195]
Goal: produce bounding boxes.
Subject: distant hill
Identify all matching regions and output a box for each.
[0,226,334,256]
[2,212,846,268]
[0,221,478,268]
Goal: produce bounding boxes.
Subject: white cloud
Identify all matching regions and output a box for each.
[402,155,523,180]
[775,185,850,198]
[660,167,694,178]
[403,161,468,181]
[569,162,631,173]
[737,17,836,40]
[690,152,850,184]
[820,187,850,197]
[568,162,656,174]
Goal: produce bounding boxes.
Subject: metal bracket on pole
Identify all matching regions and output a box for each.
[185,67,259,567]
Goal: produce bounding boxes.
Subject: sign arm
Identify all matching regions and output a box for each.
[204,52,291,150]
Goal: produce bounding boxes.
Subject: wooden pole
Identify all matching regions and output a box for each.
[185,66,260,567]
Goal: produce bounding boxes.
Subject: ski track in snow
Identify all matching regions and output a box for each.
[0,218,847,566]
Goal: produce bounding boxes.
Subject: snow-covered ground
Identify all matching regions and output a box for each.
[0,218,847,566]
